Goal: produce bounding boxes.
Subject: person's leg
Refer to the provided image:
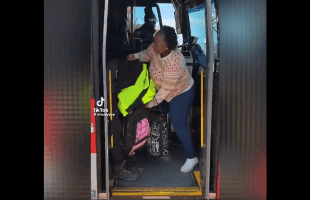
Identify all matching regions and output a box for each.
[169,84,196,159]
[109,109,140,181]
[160,100,170,115]
[109,97,125,166]
[109,119,125,166]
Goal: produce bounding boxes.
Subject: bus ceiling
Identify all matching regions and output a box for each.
[107,0,217,9]
[107,0,171,6]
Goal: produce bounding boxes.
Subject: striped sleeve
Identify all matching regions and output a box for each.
[161,53,181,92]
[146,53,182,108]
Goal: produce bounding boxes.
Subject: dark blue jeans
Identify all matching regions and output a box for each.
[160,83,196,159]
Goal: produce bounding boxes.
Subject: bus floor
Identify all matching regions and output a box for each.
[112,131,201,188]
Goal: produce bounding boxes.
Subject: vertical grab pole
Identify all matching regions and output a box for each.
[205,0,214,199]
[201,70,204,148]
[109,70,112,121]
[155,4,163,29]
[109,70,113,148]
[102,0,109,198]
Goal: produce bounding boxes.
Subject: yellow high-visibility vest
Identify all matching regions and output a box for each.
[118,63,156,117]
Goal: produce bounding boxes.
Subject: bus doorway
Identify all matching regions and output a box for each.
[92,0,220,199]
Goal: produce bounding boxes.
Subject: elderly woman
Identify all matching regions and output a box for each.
[127,26,198,173]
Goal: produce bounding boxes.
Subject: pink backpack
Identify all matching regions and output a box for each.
[128,118,150,156]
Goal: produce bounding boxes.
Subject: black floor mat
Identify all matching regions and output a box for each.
[114,133,199,188]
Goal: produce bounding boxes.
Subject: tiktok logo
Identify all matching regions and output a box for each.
[94,97,114,117]
[96,97,105,107]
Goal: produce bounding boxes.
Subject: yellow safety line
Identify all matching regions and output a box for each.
[194,171,201,189]
[111,171,204,196]
[201,70,204,147]
[109,70,113,148]
[112,191,203,196]
[112,187,202,196]
[112,187,200,192]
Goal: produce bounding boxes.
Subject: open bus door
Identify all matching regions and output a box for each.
[91,0,220,199]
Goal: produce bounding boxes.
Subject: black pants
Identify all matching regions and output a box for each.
[109,127,125,166]
[159,100,170,114]
[109,89,126,166]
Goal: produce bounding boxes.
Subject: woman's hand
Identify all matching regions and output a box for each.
[127,54,136,61]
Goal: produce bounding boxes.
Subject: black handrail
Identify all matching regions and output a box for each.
[154,3,163,29]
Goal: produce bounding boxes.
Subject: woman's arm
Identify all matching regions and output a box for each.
[132,43,154,62]
[146,88,170,108]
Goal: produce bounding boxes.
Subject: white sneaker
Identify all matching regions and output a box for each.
[180,157,198,173]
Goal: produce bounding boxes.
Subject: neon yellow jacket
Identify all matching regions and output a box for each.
[118,63,156,117]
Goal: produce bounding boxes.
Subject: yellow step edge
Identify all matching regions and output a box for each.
[112,187,200,192]
[194,171,201,189]
[142,196,171,199]
[111,171,205,197]
[112,191,203,196]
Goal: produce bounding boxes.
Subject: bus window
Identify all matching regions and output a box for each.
[188,3,218,59]
[211,1,219,59]
[156,3,183,48]
[132,6,159,51]
[126,6,132,44]
[133,7,160,32]
[188,4,207,55]
[133,4,183,49]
